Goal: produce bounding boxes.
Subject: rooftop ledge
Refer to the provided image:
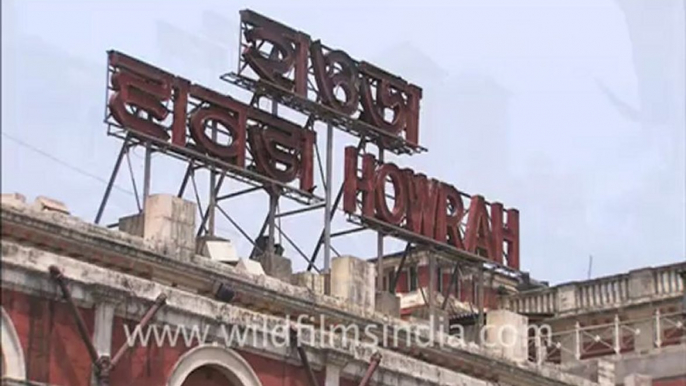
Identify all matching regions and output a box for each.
[0,197,597,386]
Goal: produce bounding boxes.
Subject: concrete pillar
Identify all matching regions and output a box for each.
[624,373,651,386]
[556,284,578,313]
[628,269,654,300]
[143,194,196,259]
[292,271,325,295]
[93,303,115,356]
[330,256,375,311]
[483,309,528,363]
[324,352,347,386]
[258,253,293,282]
[633,315,655,353]
[91,302,115,386]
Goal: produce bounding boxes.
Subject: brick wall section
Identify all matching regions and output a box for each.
[390,266,500,309]
[2,289,324,386]
[1,289,94,386]
[240,351,325,386]
[109,315,187,386]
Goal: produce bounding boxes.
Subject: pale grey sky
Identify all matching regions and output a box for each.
[2,0,684,284]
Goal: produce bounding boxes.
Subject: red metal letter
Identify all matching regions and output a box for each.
[435,183,465,250]
[310,40,359,115]
[343,147,375,217]
[358,62,423,146]
[171,77,190,147]
[188,85,247,167]
[491,203,520,270]
[247,109,316,191]
[406,173,440,238]
[464,195,495,259]
[108,51,174,140]
[373,163,407,225]
[240,10,310,96]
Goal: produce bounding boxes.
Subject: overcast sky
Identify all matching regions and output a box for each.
[2,0,684,285]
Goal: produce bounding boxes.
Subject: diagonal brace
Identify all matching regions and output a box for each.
[357,352,382,386]
[290,327,320,386]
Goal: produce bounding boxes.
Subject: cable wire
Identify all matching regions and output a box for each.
[1,131,135,196]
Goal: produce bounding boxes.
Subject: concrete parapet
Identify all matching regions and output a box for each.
[141,194,196,259]
[292,271,326,295]
[375,291,401,318]
[33,196,70,215]
[330,255,375,311]
[236,258,266,276]
[484,309,528,363]
[1,193,26,208]
[256,252,292,283]
[627,269,654,300]
[118,213,144,237]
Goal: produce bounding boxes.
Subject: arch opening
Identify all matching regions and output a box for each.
[1,306,26,380]
[167,345,262,386]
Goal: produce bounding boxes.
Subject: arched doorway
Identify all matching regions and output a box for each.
[167,345,262,386]
[1,306,26,379]
[181,365,238,386]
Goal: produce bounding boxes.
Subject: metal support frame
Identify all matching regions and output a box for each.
[196,174,227,238]
[357,352,382,386]
[323,123,334,273]
[49,266,99,365]
[95,137,130,225]
[477,266,485,343]
[441,262,462,310]
[428,252,436,320]
[389,244,412,295]
[267,189,279,255]
[290,328,320,386]
[143,142,152,210]
[306,137,366,271]
[208,122,218,236]
[376,146,385,292]
[49,266,167,386]
[109,293,167,366]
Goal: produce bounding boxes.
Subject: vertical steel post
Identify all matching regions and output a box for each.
[208,122,217,236]
[323,123,334,273]
[267,100,279,255]
[143,142,152,210]
[376,146,385,292]
[267,192,277,255]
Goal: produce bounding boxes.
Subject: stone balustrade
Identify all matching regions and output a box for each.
[506,262,685,316]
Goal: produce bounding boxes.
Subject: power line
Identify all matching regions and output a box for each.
[1,130,241,236]
[1,131,135,196]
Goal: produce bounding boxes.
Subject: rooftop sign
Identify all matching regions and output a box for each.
[102,9,521,272]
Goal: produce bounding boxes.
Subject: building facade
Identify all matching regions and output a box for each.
[0,193,601,386]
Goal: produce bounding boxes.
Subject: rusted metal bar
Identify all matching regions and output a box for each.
[307,138,365,271]
[389,244,411,294]
[441,263,461,310]
[49,266,100,365]
[357,352,382,386]
[95,138,129,224]
[110,293,167,367]
[290,328,319,386]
